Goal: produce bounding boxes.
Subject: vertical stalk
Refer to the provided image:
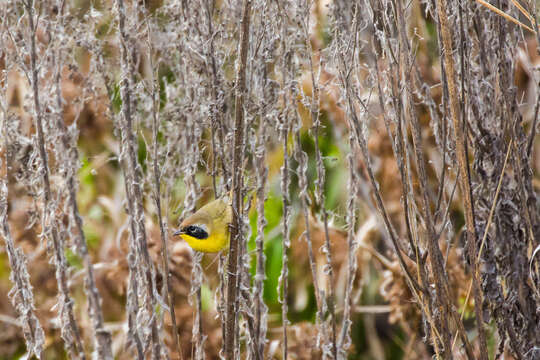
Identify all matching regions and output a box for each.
[49,2,113,357]
[203,0,229,187]
[0,117,45,359]
[301,2,337,355]
[435,0,488,356]
[23,0,85,358]
[279,125,291,360]
[115,0,162,358]
[191,252,205,360]
[225,0,251,358]
[145,18,184,359]
[253,119,268,360]
[54,34,114,360]
[337,131,358,358]
[293,126,326,351]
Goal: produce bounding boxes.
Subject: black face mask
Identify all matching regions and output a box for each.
[182,225,209,240]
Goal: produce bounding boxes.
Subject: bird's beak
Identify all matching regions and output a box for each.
[173,229,184,236]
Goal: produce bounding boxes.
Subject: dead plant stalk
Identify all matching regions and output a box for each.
[225,0,251,358]
[436,0,488,356]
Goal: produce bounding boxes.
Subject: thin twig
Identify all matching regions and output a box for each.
[338,129,358,358]
[279,126,290,360]
[475,0,535,33]
[253,114,268,360]
[509,0,534,24]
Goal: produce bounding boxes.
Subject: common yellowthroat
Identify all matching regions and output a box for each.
[173,198,232,253]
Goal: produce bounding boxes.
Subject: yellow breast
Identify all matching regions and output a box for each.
[180,231,229,253]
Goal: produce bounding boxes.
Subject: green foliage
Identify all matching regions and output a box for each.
[95,16,113,39]
[201,284,213,312]
[264,236,283,309]
[110,83,122,114]
[65,248,83,270]
[158,65,175,110]
[83,222,101,251]
[288,283,317,323]
[0,253,9,281]
[138,136,147,173]
[78,156,97,210]
[248,192,284,309]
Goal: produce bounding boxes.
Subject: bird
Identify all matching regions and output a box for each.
[173,197,233,253]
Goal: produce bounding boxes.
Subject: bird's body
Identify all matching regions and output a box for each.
[174,198,232,253]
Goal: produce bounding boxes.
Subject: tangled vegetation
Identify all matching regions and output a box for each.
[0,0,539,359]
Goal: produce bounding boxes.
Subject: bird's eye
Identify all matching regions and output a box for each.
[184,225,209,240]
